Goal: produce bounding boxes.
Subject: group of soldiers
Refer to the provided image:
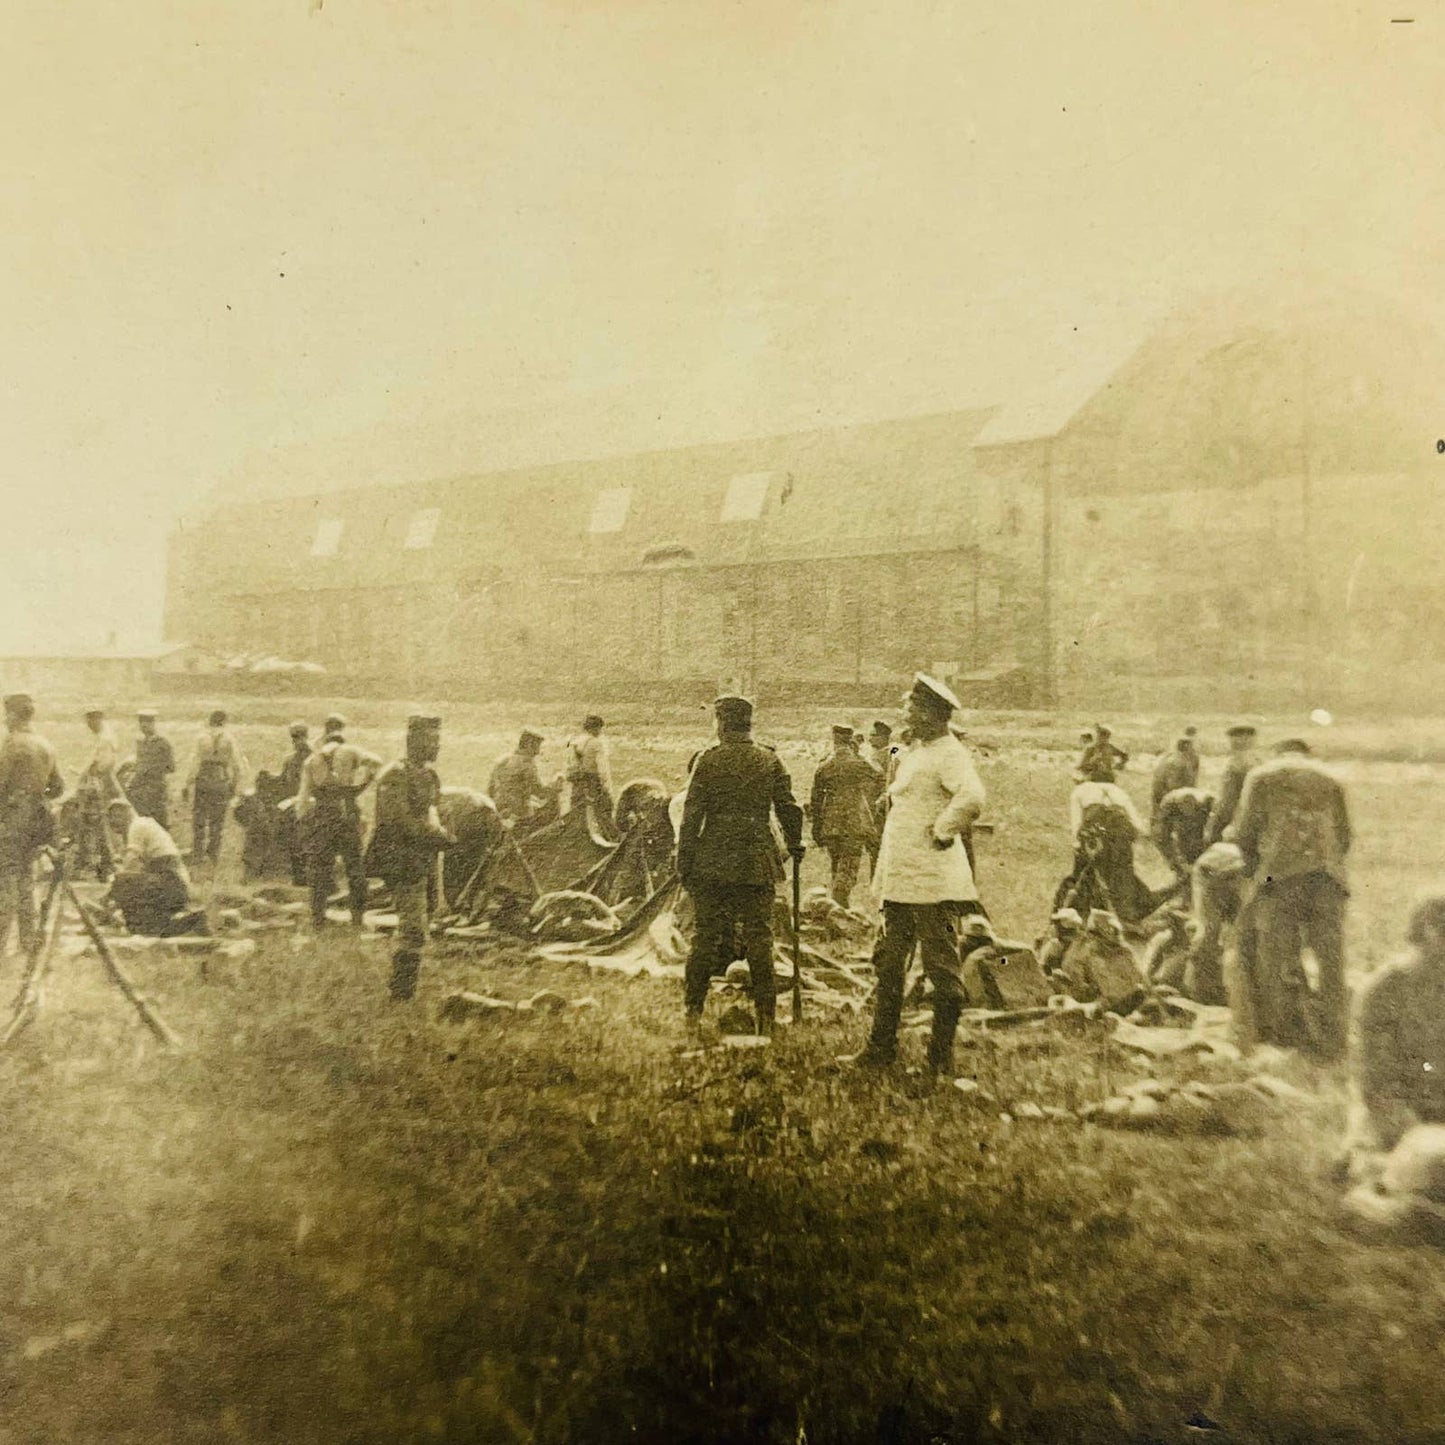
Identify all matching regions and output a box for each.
[1054,718,1352,1065]
[2,683,1434,1177]
[678,674,987,1075]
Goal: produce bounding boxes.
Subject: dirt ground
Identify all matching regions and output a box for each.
[2,698,1443,1443]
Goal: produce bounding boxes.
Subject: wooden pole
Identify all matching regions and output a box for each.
[64,882,183,1048]
[0,855,68,1046]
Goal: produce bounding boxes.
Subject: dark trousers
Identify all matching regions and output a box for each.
[868,901,967,1070]
[307,805,367,925]
[823,841,864,907]
[0,853,39,955]
[684,882,775,1022]
[111,862,190,936]
[191,789,230,868]
[1240,871,1348,1062]
[569,775,615,837]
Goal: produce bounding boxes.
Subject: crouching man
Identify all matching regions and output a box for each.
[104,798,207,937]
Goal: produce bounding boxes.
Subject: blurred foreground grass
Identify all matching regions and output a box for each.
[1,704,1443,1442]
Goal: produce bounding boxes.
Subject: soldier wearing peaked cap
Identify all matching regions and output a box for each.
[1205,723,1260,846]
[368,714,453,1001]
[126,707,176,830]
[676,695,805,1036]
[850,672,986,1079]
[809,723,882,908]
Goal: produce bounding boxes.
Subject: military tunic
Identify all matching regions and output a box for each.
[676,736,804,1024]
[368,757,446,1000]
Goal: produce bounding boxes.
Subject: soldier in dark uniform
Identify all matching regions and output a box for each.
[676,694,804,1036]
[810,723,882,907]
[126,709,175,828]
[367,714,452,1002]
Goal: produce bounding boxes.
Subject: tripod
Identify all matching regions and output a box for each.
[0,843,182,1048]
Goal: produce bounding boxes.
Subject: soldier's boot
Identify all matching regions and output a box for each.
[389,951,421,1002]
[927,995,964,1079]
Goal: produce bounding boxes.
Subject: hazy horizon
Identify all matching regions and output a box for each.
[5,0,1442,652]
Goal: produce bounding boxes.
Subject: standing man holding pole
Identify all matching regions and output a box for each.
[676,695,804,1038]
[851,674,986,1079]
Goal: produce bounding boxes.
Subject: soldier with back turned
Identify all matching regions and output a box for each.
[676,695,804,1037]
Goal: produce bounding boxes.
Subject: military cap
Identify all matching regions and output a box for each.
[519,728,543,746]
[713,694,753,728]
[406,712,442,731]
[1226,723,1258,738]
[1274,737,1311,755]
[288,720,309,737]
[831,723,856,741]
[208,709,228,727]
[323,712,347,734]
[82,704,105,717]
[137,708,158,721]
[907,672,961,716]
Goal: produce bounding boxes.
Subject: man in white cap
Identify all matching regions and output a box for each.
[851,673,986,1078]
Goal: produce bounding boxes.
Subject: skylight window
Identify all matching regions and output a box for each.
[720,472,772,523]
[588,487,631,534]
[403,507,441,550]
[310,518,343,558]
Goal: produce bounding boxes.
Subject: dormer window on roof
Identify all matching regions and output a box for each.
[404,507,441,550]
[588,487,631,535]
[720,472,772,523]
[310,518,343,558]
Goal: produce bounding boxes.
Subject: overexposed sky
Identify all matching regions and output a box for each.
[3,0,1442,649]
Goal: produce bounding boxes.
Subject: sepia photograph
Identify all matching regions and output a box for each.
[4,1,1445,1440]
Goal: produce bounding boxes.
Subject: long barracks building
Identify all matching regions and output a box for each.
[166,293,1445,711]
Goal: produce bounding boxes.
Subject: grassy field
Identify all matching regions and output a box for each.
[3,698,1445,1442]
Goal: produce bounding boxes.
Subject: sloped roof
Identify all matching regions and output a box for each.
[184,407,1001,593]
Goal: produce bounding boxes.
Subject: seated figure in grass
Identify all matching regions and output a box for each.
[1340,896,1445,1240]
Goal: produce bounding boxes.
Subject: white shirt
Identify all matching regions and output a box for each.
[871,732,985,905]
[85,724,119,779]
[123,815,189,884]
[1069,781,1145,843]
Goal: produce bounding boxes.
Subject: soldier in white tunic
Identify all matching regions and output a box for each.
[852,674,986,1077]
